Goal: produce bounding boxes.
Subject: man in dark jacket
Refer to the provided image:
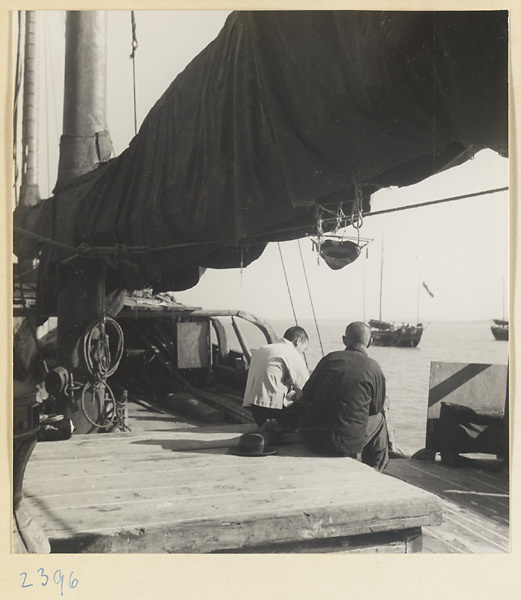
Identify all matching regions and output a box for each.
[299,321,389,471]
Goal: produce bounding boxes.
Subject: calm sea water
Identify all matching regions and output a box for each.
[262,319,509,454]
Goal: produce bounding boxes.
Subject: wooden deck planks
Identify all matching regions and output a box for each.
[387,457,508,495]
[22,399,510,554]
[440,501,509,550]
[26,463,429,502]
[386,458,509,525]
[386,457,509,554]
[22,426,442,553]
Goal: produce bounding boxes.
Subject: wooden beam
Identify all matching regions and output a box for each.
[56,258,106,433]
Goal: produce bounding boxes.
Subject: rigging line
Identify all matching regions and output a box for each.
[130,11,139,136]
[367,186,509,219]
[297,239,324,357]
[13,226,78,253]
[15,184,509,257]
[14,225,239,258]
[277,242,299,327]
[244,186,509,243]
[13,225,221,254]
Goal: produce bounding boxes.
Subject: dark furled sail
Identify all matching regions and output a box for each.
[15,11,508,313]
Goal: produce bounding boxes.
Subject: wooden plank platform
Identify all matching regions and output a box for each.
[386,456,509,553]
[21,406,442,554]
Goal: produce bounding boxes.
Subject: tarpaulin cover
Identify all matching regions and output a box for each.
[16,10,508,308]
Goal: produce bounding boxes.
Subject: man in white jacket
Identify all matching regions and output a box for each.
[243,326,309,430]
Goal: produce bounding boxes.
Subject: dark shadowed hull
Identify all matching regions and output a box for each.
[491,325,508,341]
[370,325,424,348]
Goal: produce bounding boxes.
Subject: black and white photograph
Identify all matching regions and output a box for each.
[5,2,518,597]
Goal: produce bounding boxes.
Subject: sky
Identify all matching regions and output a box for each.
[24,10,509,323]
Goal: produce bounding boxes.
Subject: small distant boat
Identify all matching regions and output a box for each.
[369,319,424,347]
[491,278,508,340]
[491,319,508,341]
[368,238,424,348]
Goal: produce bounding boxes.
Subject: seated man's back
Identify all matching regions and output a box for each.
[300,321,389,471]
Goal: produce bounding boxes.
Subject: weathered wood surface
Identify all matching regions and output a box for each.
[216,527,423,554]
[23,418,441,554]
[386,458,509,553]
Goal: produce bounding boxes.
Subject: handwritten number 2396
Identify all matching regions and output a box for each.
[20,569,78,596]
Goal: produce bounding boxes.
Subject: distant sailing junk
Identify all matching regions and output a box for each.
[491,319,508,341]
[369,320,424,348]
[491,277,508,341]
[369,239,430,348]
[369,280,436,348]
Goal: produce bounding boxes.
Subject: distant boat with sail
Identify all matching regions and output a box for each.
[369,319,424,348]
[369,238,425,348]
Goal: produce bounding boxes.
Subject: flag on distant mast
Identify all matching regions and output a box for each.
[422,282,435,298]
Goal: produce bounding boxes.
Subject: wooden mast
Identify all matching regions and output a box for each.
[19,11,40,209]
[363,253,366,323]
[16,11,41,281]
[55,11,112,190]
[416,272,420,324]
[13,11,45,383]
[56,11,113,433]
[15,9,40,299]
[502,275,506,321]
[13,12,51,554]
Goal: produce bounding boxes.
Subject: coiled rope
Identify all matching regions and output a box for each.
[80,316,125,429]
[83,316,124,380]
[80,380,117,429]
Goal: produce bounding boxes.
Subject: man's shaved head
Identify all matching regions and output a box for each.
[343,322,371,348]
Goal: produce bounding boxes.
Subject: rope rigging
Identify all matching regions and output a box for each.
[313,205,325,264]
[249,185,510,242]
[14,185,508,259]
[277,242,299,327]
[350,183,364,234]
[297,239,324,357]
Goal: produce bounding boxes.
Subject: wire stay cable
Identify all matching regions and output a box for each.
[297,239,324,357]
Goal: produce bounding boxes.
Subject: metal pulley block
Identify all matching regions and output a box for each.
[44,366,82,397]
